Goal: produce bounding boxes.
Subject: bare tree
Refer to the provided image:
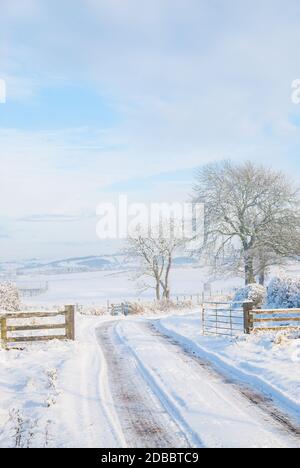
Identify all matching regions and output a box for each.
[253,221,300,284]
[127,225,183,300]
[193,161,300,285]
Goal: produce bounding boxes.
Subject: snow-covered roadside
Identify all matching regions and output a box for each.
[0,315,123,448]
[114,319,298,448]
[155,313,300,424]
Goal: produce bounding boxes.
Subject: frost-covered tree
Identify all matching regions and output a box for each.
[127,224,184,300]
[253,247,288,286]
[0,282,20,312]
[233,284,266,308]
[267,275,300,309]
[194,161,300,285]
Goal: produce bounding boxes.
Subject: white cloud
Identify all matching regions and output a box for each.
[1,0,300,258]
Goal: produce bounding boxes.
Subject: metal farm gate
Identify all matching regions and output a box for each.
[110,303,132,316]
[201,301,245,337]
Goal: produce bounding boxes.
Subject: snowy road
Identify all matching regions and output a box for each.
[96,321,191,448]
[96,319,300,449]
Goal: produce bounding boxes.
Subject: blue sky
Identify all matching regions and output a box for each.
[0,84,118,129]
[1,0,300,260]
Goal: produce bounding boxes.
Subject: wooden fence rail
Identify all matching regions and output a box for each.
[0,305,75,346]
[243,303,300,334]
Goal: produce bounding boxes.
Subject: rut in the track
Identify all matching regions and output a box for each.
[148,321,300,440]
[96,322,192,449]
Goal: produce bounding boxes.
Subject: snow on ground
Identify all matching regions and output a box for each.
[0,315,124,448]
[19,267,242,306]
[156,313,300,425]
[112,318,299,448]
[1,309,299,448]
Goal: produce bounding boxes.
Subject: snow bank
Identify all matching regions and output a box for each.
[127,299,196,316]
[0,315,123,448]
[156,313,300,423]
[77,305,108,316]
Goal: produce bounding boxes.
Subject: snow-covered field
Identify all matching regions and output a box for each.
[16,262,300,308]
[19,267,242,306]
[1,311,299,448]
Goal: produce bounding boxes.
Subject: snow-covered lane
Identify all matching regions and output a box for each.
[96,321,193,448]
[55,316,124,448]
[109,318,300,448]
[156,313,300,424]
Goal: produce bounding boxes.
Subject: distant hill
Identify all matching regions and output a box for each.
[0,254,200,277]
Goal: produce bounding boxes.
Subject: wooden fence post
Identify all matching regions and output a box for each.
[243,301,254,334]
[0,316,7,347]
[65,305,75,340]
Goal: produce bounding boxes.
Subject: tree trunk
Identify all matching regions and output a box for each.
[162,287,170,300]
[162,255,172,300]
[258,270,265,286]
[244,252,255,285]
[155,282,161,301]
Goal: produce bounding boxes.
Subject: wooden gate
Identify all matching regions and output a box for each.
[110,303,132,316]
[0,305,75,346]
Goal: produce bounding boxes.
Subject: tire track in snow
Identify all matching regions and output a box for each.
[114,322,204,448]
[115,319,299,448]
[59,317,125,448]
[153,321,300,439]
[96,321,192,448]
